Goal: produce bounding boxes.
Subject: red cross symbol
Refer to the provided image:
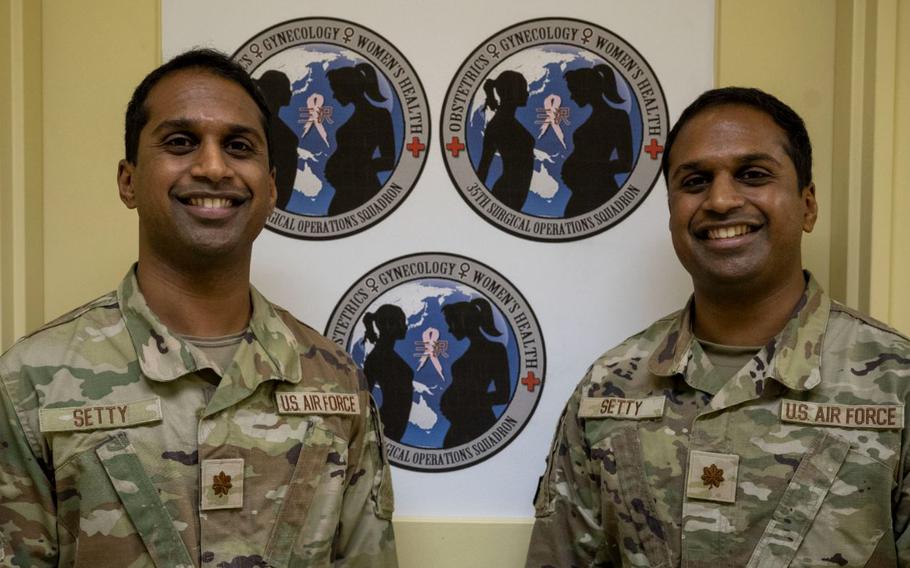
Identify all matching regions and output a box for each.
[521,371,541,392]
[446,136,466,158]
[644,138,664,160]
[406,136,425,158]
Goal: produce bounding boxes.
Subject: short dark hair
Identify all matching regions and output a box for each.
[662,87,812,189]
[123,48,273,166]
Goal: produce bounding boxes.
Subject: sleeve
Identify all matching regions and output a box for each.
[891,350,910,566]
[525,389,612,568]
[333,390,398,568]
[0,374,59,568]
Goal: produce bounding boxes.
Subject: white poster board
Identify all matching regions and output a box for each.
[162,0,713,518]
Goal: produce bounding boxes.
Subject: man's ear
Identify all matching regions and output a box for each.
[117,159,138,209]
[802,182,818,233]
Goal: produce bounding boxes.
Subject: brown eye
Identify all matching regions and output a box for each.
[226,139,254,155]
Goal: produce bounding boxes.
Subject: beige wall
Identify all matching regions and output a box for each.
[2,0,909,566]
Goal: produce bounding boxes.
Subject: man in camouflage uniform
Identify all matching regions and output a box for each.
[0,50,397,567]
[526,87,910,566]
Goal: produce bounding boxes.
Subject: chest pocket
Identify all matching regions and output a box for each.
[264,421,347,568]
[746,430,894,567]
[591,425,673,567]
[56,432,192,568]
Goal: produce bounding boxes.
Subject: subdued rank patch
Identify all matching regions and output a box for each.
[578,395,665,419]
[686,450,739,504]
[276,392,361,415]
[780,399,905,429]
[38,397,163,432]
[201,458,244,510]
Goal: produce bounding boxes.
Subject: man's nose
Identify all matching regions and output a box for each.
[190,141,232,182]
[703,173,745,213]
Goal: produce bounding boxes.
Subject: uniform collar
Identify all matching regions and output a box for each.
[118,265,302,385]
[648,272,830,392]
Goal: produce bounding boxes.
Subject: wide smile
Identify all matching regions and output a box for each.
[695,223,762,248]
[175,194,248,220]
[705,224,755,240]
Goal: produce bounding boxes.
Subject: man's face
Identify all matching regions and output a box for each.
[666,104,817,292]
[117,69,276,266]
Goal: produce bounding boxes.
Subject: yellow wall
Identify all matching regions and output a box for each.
[2,1,909,566]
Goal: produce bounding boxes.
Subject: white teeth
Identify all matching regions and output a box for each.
[188,197,232,209]
[707,224,751,240]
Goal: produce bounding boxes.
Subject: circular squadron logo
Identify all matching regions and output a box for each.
[233,18,430,239]
[326,253,545,472]
[441,19,668,241]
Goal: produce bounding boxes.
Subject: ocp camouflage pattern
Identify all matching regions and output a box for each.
[0,267,397,567]
[527,275,910,567]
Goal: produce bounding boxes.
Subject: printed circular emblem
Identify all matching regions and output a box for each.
[441,18,668,241]
[326,253,545,471]
[233,18,430,239]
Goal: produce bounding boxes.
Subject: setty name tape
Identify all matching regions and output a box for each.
[578,395,666,419]
[39,397,163,432]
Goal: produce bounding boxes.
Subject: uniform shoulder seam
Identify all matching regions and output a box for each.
[2,291,119,355]
[830,301,910,342]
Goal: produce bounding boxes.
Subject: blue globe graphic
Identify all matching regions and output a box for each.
[466,45,643,218]
[348,279,520,449]
[254,44,405,217]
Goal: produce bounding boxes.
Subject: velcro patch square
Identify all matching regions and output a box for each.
[686,450,738,504]
[201,458,244,510]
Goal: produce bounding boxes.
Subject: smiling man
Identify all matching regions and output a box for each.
[526,87,910,566]
[0,50,397,567]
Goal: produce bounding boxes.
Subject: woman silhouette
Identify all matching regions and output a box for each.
[440,298,511,448]
[255,70,299,211]
[476,71,535,212]
[561,64,633,217]
[324,63,395,216]
[362,305,413,443]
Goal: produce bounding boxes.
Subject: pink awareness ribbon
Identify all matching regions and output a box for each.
[537,94,567,149]
[302,93,331,147]
[415,327,446,380]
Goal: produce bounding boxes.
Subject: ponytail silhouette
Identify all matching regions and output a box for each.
[561,64,633,217]
[476,71,535,212]
[440,298,511,448]
[324,63,395,215]
[362,304,413,442]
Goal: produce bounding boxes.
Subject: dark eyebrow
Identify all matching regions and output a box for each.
[670,152,783,182]
[149,118,266,144]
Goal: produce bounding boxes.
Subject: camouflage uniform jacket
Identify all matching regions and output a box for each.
[0,268,397,567]
[527,276,910,567]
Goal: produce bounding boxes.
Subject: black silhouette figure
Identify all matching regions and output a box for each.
[440,299,511,448]
[324,64,395,216]
[561,64,633,217]
[255,70,299,211]
[476,71,535,212]
[362,305,413,443]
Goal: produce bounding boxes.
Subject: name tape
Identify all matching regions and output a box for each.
[780,399,904,430]
[39,397,163,433]
[276,392,360,416]
[579,395,666,419]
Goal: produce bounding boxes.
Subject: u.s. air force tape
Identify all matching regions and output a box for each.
[38,397,163,432]
[578,396,666,419]
[780,399,904,429]
[276,392,360,415]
